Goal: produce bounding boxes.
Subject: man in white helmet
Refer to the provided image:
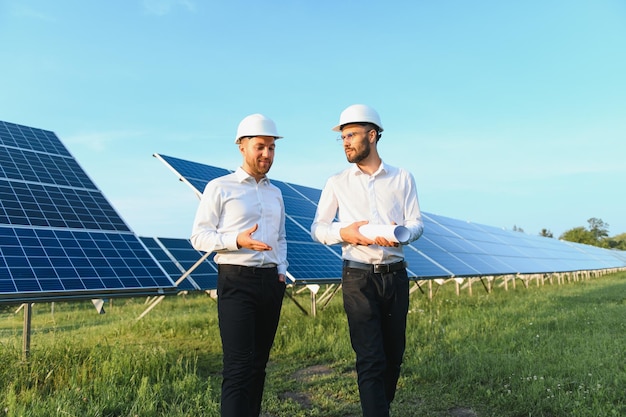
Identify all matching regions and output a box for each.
[191,113,288,417]
[311,104,424,417]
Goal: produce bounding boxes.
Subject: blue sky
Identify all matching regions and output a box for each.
[1,0,625,240]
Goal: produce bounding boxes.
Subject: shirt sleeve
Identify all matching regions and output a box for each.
[310,177,345,245]
[190,181,239,253]
[402,171,424,243]
[277,196,289,275]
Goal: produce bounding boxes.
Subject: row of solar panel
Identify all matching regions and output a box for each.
[153,153,626,284]
[1,119,625,305]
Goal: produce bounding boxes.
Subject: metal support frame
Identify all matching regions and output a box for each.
[22,303,32,360]
[137,252,211,320]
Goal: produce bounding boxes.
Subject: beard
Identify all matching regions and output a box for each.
[345,142,371,164]
[244,157,273,179]
[255,159,272,175]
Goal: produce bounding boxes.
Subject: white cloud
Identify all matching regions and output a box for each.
[11,6,55,21]
[142,0,196,16]
[63,130,146,152]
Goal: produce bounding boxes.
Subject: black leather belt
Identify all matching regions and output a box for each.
[219,264,277,274]
[343,260,407,274]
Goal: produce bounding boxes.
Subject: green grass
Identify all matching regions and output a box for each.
[1,272,625,417]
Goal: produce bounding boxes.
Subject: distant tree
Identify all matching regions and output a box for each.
[539,228,553,238]
[587,217,609,240]
[606,233,626,250]
[605,239,626,250]
[559,226,596,245]
[559,218,617,248]
[512,225,525,233]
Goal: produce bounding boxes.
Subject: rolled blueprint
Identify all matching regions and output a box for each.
[359,224,411,244]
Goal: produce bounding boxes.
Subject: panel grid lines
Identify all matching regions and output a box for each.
[1,120,176,303]
[0,121,71,156]
[0,179,129,231]
[0,146,96,189]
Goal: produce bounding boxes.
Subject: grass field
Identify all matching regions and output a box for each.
[1,272,625,417]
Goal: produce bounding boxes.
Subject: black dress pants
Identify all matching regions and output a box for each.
[342,265,409,417]
[217,264,285,417]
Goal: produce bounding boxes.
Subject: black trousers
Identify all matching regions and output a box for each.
[342,265,410,417]
[217,264,286,417]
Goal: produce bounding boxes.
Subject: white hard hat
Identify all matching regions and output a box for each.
[235,113,282,144]
[332,104,384,132]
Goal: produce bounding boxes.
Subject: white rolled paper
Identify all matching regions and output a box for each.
[358,224,411,244]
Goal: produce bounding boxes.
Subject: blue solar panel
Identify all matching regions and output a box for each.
[469,221,595,272]
[414,215,515,275]
[282,195,318,219]
[0,145,96,189]
[0,120,176,303]
[403,244,453,278]
[0,179,129,230]
[563,240,625,270]
[286,242,343,283]
[154,153,626,282]
[410,236,481,277]
[139,237,197,291]
[0,121,72,156]
[154,154,230,196]
[154,237,218,290]
[288,183,322,203]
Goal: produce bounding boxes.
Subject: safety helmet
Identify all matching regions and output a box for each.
[235,113,282,144]
[332,104,384,132]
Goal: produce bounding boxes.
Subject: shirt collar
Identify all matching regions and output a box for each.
[235,166,270,184]
[351,160,387,177]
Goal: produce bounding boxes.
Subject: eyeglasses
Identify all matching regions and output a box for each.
[336,129,372,142]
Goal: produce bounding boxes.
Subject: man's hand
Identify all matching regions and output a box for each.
[237,224,272,251]
[340,221,400,247]
[373,236,399,247]
[374,221,399,247]
[340,221,375,246]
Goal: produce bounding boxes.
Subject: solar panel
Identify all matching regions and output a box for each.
[422,213,539,274]
[403,243,454,278]
[409,235,481,277]
[470,221,600,272]
[0,120,177,304]
[153,154,230,198]
[154,153,626,282]
[153,237,218,290]
[139,236,197,291]
[563,240,626,270]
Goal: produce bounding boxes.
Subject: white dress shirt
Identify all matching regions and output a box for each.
[311,161,423,265]
[191,167,288,275]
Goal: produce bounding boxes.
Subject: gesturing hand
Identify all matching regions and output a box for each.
[237,224,273,251]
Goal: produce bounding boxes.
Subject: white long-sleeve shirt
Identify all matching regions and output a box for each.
[190,167,288,275]
[311,161,423,265]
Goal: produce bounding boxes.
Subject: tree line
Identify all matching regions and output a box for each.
[516,218,626,250]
